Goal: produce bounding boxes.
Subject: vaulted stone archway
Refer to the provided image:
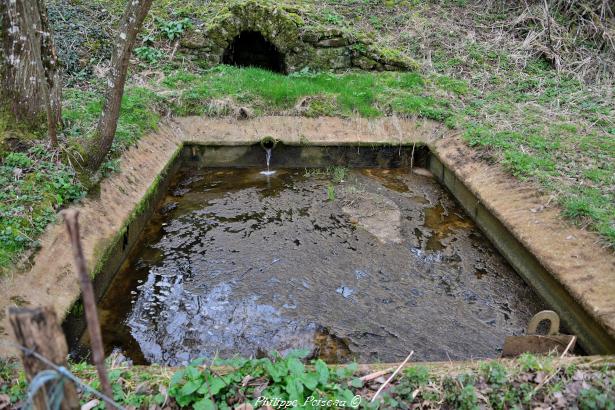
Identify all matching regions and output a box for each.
[180,0,417,73]
[222,30,286,73]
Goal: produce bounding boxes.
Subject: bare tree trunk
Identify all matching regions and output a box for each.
[86,0,154,172]
[0,0,61,145]
[37,0,61,128]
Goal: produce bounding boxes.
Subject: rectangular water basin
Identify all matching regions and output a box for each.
[69,144,547,366]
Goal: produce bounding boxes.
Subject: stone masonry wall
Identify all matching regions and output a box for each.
[179,0,417,73]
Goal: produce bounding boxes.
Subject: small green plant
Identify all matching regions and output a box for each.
[168,351,359,409]
[4,152,33,168]
[303,166,348,184]
[369,16,383,29]
[458,385,479,410]
[480,361,508,386]
[324,11,343,25]
[0,359,26,406]
[135,46,164,64]
[327,184,336,201]
[331,166,348,184]
[404,365,430,386]
[156,17,192,41]
[141,33,156,45]
[304,168,325,178]
[518,353,542,372]
[442,374,479,410]
[578,386,615,410]
[69,300,84,317]
[101,158,121,176]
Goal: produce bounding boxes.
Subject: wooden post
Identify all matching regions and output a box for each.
[9,306,79,410]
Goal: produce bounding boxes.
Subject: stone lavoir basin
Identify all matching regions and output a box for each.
[71,144,548,366]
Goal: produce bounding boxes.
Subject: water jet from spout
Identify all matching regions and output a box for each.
[260,139,276,176]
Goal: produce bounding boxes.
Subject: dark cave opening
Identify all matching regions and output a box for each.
[222,31,286,73]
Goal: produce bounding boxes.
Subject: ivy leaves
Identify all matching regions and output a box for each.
[0,145,86,274]
[168,351,359,409]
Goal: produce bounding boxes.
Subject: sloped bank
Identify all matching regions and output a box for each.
[0,116,614,359]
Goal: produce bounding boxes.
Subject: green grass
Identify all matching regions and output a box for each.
[455,59,615,245]
[155,64,614,246]
[33,0,612,253]
[304,166,348,183]
[160,65,448,119]
[2,58,613,276]
[2,57,613,276]
[0,66,447,275]
[63,87,161,157]
[5,0,615,273]
[312,0,614,246]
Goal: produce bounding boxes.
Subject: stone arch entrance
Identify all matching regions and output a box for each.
[179,0,418,73]
[222,31,286,73]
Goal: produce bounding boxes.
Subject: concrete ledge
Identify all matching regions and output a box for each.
[428,151,615,354]
[430,136,615,354]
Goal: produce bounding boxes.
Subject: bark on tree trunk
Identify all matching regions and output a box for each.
[37,0,61,127]
[86,0,154,172]
[0,0,61,145]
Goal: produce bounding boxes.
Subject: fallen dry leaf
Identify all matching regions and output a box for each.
[572,370,586,381]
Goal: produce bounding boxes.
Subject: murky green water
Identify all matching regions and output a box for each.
[93,166,544,365]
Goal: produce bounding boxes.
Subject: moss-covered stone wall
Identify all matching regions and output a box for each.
[179,0,417,72]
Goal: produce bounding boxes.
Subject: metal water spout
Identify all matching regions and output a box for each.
[260,136,276,151]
